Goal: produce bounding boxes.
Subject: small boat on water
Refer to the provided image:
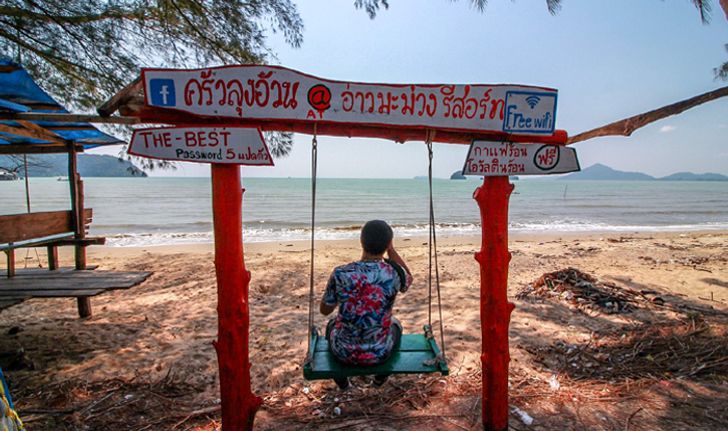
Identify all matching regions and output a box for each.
[0,171,18,181]
[57,176,69,181]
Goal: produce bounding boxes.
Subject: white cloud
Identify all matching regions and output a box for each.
[659,125,676,133]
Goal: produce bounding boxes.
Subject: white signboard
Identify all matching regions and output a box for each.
[142,65,558,135]
[128,126,273,165]
[462,141,579,176]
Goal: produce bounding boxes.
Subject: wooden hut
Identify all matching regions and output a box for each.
[0,58,151,317]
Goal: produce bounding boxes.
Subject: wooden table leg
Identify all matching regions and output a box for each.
[77,297,92,318]
[5,250,15,278]
[47,245,59,270]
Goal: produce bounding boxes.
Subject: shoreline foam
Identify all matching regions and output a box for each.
[101,222,728,247]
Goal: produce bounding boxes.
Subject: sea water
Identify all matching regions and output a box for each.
[1,177,727,247]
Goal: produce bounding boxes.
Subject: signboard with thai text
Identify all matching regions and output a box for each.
[462,141,579,176]
[142,65,558,135]
[128,126,273,165]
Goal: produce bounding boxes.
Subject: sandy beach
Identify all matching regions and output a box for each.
[1,231,726,430]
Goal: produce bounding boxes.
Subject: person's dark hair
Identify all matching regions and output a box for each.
[360,220,393,255]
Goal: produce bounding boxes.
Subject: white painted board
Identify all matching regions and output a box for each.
[128,126,273,165]
[142,65,558,135]
[462,141,579,176]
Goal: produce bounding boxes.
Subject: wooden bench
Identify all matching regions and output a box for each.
[0,209,106,317]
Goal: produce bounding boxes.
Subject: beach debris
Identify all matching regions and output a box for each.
[527,320,728,381]
[333,406,342,416]
[0,347,35,371]
[606,236,632,243]
[548,374,560,391]
[511,406,534,425]
[517,267,638,314]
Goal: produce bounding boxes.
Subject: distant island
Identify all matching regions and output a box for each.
[659,172,728,181]
[448,170,518,180]
[0,154,147,178]
[563,164,728,181]
[450,170,466,180]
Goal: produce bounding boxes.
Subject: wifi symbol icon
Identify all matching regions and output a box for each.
[525,95,540,109]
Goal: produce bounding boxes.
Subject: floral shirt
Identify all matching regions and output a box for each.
[323,260,408,365]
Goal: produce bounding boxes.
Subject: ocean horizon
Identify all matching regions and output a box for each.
[2,177,727,247]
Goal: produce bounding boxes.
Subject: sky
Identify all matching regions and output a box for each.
[92,0,728,178]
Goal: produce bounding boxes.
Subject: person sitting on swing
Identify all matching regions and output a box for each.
[320,219,413,388]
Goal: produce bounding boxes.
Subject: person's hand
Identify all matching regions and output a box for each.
[405,272,413,289]
[386,242,395,255]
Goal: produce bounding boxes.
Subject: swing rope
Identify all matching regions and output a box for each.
[22,155,42,269]
[305,124,318,366]
[304,127,447,369]
[426,130,447,362]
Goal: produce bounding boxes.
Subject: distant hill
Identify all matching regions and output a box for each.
[450,170,466,180]
[563,164,654,181]
[1,154,147,177]
[562,164,728,181]
[659,172,728,181]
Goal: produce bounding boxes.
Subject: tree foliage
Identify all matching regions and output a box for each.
[0,0,303,159]
[0,154,48,175]
[717,45,728,80]
[2,0,725,165]
[356,0,718,21]
[3,0,725,110]
[0,0,303,110]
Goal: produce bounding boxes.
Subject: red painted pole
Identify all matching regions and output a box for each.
[211,164,262,431]
[473,176,515,431]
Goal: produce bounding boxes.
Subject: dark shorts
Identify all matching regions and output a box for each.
[325,318,402,365]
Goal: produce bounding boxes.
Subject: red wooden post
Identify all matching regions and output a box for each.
[474,176,515,431]
[211,164,262,431]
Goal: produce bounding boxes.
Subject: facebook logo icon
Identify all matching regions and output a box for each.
[149,79,176,107]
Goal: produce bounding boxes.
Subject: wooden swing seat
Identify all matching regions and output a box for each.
[303,326,449,380]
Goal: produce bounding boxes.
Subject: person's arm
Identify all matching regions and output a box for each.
[320,272,338,315]
[320,300,336,316]
[387,243,413,288]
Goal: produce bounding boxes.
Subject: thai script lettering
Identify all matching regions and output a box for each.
[145,65,558,135]
[465,158,525,174]
[177,69,509,121]
[184,70,300,117]
[462,141,578,177]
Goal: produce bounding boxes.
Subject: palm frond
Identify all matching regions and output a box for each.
[716,45,728,80]
[546,0,562,15]
[469,0,487,12]
[691,0,712,23]
[353,0,389,19]
[264,131,294,158]
[716,61,728,80]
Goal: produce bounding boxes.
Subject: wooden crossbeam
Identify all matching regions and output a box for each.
[568,85,728,144]
[16,119,64,142]
[97,77,142,117]
[0,143,82,154]
[0,123,64,145]
[125,104,569,145]
[0,112,139,125]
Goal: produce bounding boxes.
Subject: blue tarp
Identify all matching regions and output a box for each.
[0,58,123,148]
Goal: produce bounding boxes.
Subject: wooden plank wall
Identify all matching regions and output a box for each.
[0,208,92,244]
